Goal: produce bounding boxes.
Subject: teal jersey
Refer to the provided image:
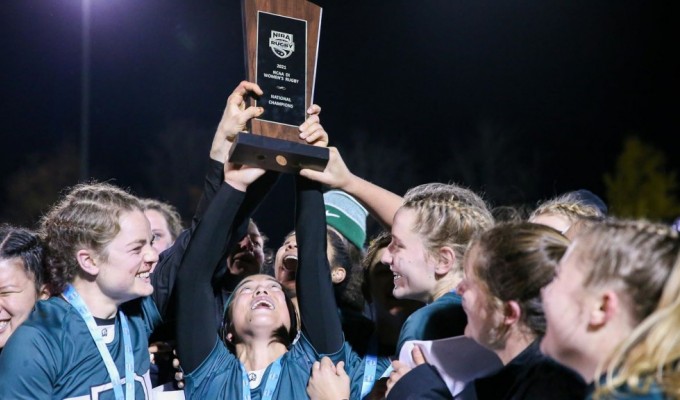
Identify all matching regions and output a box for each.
[184,333,363,400]
[0,295,161,399]
[395,291,466,354]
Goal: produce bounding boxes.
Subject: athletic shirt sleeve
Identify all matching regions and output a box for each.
[0,325,54,399]
[175,183,246,373]
[295,175,344,354]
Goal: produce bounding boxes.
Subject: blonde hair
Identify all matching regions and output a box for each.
[140,198,184,241]
[402,183,494,285]
[596,251,680,398]
[573,219,680,399]
[531,192,605,224]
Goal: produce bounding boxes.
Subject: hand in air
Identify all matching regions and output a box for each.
[210,81,265,163]
[299,146,353,189]
[299,104,329,147]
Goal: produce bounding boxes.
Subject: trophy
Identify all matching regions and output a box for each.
[229,0,328,173]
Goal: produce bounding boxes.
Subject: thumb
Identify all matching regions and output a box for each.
[299,168,320,180]
[412,345,427,366]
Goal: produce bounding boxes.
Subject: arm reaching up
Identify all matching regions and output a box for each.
[300,146,403,228]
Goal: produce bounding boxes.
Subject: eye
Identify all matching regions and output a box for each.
[240,286,253,293]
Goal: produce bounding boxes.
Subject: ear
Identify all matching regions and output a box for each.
[76,249,99,276]
[38,284,50,300]
[503,300,522,326]
[226,332,233,343]
[434,246,456,276]
[589,290,620,328]
[331,267,346,284]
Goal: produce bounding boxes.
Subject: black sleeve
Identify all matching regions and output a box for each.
[192,158,224,226]
[295,175,344,354]
[175,183,245,373]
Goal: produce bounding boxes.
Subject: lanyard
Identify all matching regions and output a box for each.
[63,285,135,400]
[361,336,379,398]
[240,357,283,400]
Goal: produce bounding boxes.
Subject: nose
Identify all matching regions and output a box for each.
[144,245,159,264]
[380,248,392,266]
[240,235,254,251]
[285,240,297,251]
[255,286,269,295]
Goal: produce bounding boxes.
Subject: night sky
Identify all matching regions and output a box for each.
[1,0,677,245]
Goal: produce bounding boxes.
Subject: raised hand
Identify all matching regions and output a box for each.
[299,146,353,189]
[210,81,265,163]
[299,104,328,148]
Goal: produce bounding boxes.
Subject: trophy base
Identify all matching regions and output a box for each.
[228,133,329,174]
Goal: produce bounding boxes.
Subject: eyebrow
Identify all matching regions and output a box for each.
[238,277,280,287]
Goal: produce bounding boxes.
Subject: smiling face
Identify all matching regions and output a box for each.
[94,210,158,305]
[144,209,174,253]
[229,274,292,340]
[0,257,40,348]
[381,208,437,303]
[458,245,504,348]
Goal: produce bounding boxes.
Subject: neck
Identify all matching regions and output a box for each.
[574,329,630,384]
[236,340,288,371]
[432,273,463,301]
[69,278,119,319]
[494,329,535,365]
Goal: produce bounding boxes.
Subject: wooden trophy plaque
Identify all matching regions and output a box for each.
[229,0,328,173]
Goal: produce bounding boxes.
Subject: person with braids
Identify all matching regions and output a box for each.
[0,224,48,353]
[384,222,586,399]
[0,182,161,399]
[529,189,607,239]
[301,148,493,397]
[541,219,680,399]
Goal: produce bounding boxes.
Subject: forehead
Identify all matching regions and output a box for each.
[0,257,31,282]
[116,210,151,238]
[237,274,281,287]
[392,208,418,235]
[144,209,169,228]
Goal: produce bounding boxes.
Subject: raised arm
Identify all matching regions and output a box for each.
[295,175,344,354]
[300,146,403,228]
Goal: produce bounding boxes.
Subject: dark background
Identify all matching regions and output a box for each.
[1,0,677,246]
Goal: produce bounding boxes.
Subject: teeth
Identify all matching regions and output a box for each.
[393,274,402,281]
[251,299,274,310]
[136,272,150,279]
[0,321,8,330]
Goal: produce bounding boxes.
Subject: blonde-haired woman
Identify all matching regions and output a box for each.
[541,219,680,399]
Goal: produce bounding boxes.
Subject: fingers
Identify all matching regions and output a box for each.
[320,356,337,374]
[412,345,427,365]
[335,361,347,377]
[307,104,321,116]
[233,80,263,98]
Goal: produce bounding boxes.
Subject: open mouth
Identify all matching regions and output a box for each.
[0,320,9,331]
[282,255,298,271]
[251,297,275,310]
